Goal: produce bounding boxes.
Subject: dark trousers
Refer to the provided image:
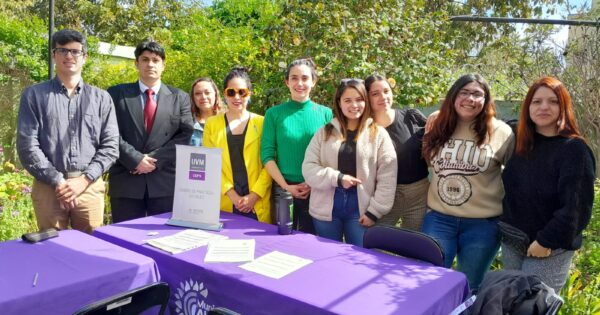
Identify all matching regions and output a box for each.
[272,182,315,235]
[110,189,174,223]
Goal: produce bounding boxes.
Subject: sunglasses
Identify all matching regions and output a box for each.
[224,88,250,98]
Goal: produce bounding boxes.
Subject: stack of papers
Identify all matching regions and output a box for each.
[240,251,313,279]
[146,229,227,254]
[204,239,256,263]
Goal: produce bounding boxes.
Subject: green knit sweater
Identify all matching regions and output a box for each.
[261,99,332,183]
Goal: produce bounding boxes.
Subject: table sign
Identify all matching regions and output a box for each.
[168,145,223,230]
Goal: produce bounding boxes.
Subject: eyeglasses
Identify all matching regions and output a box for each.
[457,90,485,100]
[340,78,364,85]
[224,87,250,98]
[52,48,85,57]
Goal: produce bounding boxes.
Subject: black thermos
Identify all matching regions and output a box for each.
[276,194,293,235]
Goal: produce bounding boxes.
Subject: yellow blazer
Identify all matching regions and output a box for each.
[203,113,272,223]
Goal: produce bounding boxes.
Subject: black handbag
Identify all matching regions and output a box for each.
[498,221,530,255]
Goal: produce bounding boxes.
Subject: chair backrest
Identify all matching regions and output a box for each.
[363,224,445,267]
[73,282,170,315]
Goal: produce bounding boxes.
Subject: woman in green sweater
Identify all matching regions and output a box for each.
[261,58,333,233]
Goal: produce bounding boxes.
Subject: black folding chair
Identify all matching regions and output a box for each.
[363,224,445,267]
[73,282,170,315]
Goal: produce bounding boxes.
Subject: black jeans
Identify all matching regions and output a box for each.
[272,182,314,234]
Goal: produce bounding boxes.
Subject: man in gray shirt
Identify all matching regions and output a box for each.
[17,29,119,233]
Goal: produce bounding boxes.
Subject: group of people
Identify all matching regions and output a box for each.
[17,29,595,295]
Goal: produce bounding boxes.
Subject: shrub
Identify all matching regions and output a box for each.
[0,164,36,241]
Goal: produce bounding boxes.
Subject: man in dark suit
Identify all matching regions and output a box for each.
[107,41,193,223]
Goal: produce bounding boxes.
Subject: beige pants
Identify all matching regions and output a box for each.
[378,177,429,231]
[31,178,105,234]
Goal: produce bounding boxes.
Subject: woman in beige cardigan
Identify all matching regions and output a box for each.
[302,79,397,246]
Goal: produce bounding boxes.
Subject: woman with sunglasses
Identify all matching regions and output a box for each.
[302,79,397,246]
[261,58,333,234]
[203,67,271,223]
[365,74,429,231]
[501,77,595,292]
[189,77,223,146]
[422,74,514,292]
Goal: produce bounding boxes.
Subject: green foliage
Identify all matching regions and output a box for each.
[0,12,48,164]
[0,163,36,242]
[561,21,600,178]
[431,0,565,57]
[574,182,600,276]
[269,0,456,109]
[559,180,600,315]
[458,24,564,103]
[83,57,138,90]
[560,270,600,315]
[165,0,281,113]
[0,13,48,82]
[29,0,189,45]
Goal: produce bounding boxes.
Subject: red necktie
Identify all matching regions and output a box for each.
[144,89,157,133]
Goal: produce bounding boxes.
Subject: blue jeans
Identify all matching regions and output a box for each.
[422,209,500,291]
[313,187,366,247]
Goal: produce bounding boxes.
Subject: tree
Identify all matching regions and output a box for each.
[563,24,600,177]
[267,0,457,109]
[0,13,48,163]
[457,24,563,102]
[162,1,281,113]
[24,0,190,45]
[428,0,566,56]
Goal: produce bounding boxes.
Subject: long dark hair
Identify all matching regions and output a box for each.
[422,74,496,160]
[325,79,377,141]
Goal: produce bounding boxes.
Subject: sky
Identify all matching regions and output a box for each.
[545,0,592,46]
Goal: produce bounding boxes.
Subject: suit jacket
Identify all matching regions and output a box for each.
[107,82,193,199]
[203,113,272,223]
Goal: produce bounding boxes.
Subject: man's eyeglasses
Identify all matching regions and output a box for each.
[457,90,485,100]
[52,48,85,57]
[224,87,250,98]
[340,78,364,85]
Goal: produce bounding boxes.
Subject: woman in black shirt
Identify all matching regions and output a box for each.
[501,76,596,292]
[365,74,429,230]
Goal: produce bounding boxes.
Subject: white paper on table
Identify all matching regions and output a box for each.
[204,239,256,263]
[239,250,313,279]
[146,229,228,254]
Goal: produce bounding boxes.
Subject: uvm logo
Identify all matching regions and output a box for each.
[174,278,215,315]
[189,153,206,181]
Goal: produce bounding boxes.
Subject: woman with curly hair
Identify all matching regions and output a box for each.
[422,74,514,291]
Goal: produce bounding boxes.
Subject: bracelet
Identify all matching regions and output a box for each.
[337,173,344,187]
[365,211,378,222]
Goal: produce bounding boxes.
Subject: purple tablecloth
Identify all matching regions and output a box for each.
[94,212,468,315]
[0,229,160,315]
